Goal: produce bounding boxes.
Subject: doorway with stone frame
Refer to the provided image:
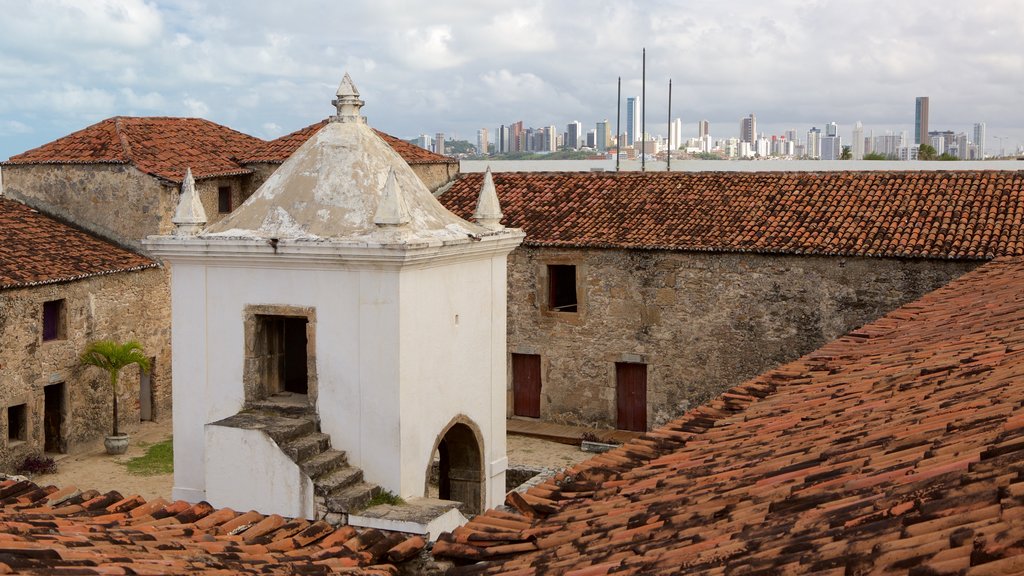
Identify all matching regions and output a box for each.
[243,305,317,406]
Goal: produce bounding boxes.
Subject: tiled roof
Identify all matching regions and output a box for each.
[241,119,457,165]
[3,117,265,183]
[435,256,1024,574]
[0,477,427,575]
[0,198,156,289]
[439,171,1024,259]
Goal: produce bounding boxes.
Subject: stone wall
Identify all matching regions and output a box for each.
[0,268,171,471]
[410,163,459,193]
[507,247,979,430]
[2,164,254,250]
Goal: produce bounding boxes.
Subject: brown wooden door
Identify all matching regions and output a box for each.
[616,362,647,431]
[512,354,542,418]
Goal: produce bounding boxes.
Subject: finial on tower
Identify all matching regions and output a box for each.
[472,167,504,231]
[331,72,365,123]
[374,168,411,226]
[172,167,207,236]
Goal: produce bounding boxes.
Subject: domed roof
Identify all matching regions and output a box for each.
[203,74,483,245]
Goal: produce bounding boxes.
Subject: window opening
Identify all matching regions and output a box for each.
[547,265,578,312]
[7,404,27,443]
[218,186,232,213]
[42,299,65,341]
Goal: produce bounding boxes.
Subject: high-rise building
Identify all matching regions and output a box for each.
[807,127,821,159]
[740,114,756,144]
[820,134,842,160]
[852,122,864,160]
[669,118,682,150]
[497,125,510,154]
[626,97,640,146]
[477,128,489,156]
[825,122,838,138]
[510,121,524,153]
[586,130,596,149]
[698,120,710,139]
[434,132,445,155]
[545,126,557,153]
[974,122,987,158]
[915,97,929,145]
[412,134,431,150]
[566,121,583,150]
[596,120,610,152]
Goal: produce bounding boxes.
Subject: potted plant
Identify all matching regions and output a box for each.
[81,340,150,455]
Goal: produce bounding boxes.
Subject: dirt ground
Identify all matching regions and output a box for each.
[29,419,592,502]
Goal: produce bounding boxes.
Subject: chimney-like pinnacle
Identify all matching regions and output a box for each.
[171,167,207,236]
[472,167,504,231]
[331,72,365,123]
[374,168,411,226]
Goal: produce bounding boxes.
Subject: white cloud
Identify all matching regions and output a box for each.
[182,96,209,117]
[0,120,32,136]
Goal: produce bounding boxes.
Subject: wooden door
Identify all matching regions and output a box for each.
[616,363,647,431]
[512,354,542,418]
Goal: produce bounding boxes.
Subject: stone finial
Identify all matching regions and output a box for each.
[472,167,504,231]
[331,72,365,123]
[374,168,411,226]
[171,167,207,236]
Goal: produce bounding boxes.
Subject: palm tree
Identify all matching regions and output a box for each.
[81,340,150,437]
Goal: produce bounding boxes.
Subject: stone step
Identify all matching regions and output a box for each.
[314,466,363,496]
[299,449,348,478]
[261,415,319,445]
[325,482,381,514]
[280,433,332,462]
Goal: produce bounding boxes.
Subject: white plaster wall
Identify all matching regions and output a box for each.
[398,253,509,507]
[169,262,208,503]
[205,424,315,518]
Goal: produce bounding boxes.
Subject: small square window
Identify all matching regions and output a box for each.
[7,404,27,443]
[218,186,232,213]
[547,265,578,312]
[42,299,65,341]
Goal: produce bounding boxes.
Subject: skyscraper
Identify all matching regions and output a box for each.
[915,97,929,145]
[807,127,821,159]
[626,97,640,146]
[669,118,682,150]
[596,120,610,152]
[852,121,864,160]
[740,114,756,144]
[477,128,489,155]
[434,132,445,155]
[974,122,987,158]
[698,120,710,139]
[566,121,583,150]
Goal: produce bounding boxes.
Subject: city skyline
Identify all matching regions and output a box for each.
[1,1,1022,161]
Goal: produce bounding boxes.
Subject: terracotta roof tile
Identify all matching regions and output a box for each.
[0,479,427,575]
[439,171,1024,259]
[436,257,1024,574]
[240,119,457,165]
[0,198,157,289]
[3,117,264,182]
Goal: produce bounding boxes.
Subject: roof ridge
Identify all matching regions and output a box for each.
[113,116,133,161]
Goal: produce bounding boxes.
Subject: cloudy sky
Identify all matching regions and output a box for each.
[1,0,1022,160]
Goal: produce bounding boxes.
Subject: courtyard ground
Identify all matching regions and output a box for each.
[30,419,593,502]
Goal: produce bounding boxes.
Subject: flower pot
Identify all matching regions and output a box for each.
[104,434,130,455]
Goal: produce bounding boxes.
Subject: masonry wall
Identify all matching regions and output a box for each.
[0,268,171,471]
[508,247,979,430]
[410,163,460,193]
[2,164,254,250]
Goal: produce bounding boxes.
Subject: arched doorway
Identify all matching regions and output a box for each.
[431,421,484,515]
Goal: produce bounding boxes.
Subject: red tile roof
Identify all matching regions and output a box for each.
[241,119,457,165]
[3,117,265,183]
[439,171,1024,259]
[435,256,1024,574]
[0,478,426,574]
[0,198,156,289]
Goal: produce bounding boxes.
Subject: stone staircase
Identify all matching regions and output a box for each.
[244,398,381,522]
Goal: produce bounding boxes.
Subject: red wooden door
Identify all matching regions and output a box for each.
[512,354,542,418]
[616,363,647,431]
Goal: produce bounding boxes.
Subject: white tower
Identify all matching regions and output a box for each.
[146,74,523,522]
